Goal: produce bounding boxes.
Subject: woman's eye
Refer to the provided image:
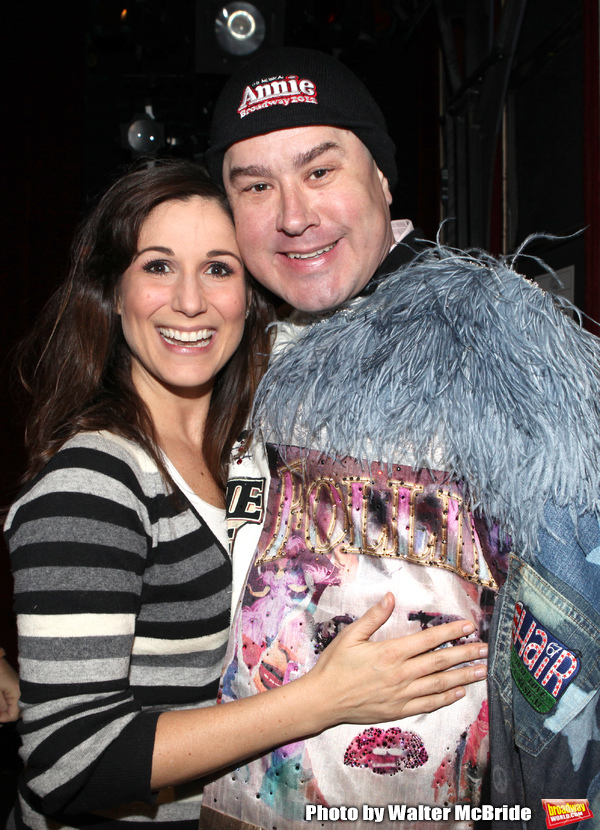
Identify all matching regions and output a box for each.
[206,262,233,277]
[143,259,172,275]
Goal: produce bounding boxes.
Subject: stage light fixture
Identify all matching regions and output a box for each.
[120,105,165,157]
[195,1,285,75]
[215,3,266,56]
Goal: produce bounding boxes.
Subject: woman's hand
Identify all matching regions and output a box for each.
[302,591,487,727]
[0,653,21,725]
[152,592,486,788]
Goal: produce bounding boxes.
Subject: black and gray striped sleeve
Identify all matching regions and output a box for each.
[6,438,161,815]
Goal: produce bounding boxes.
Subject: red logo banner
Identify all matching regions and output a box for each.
[542,799,594,828]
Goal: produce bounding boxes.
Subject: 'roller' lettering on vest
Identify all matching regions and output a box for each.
[256,449,498,589]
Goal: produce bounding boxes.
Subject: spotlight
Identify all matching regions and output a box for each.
[120,105,165,157]
[195,1,285,75]
[215,3,266,56]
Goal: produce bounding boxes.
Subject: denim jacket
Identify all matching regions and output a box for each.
[488,501,600,829]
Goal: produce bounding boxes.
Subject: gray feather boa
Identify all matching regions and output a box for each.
[252,244,600,556]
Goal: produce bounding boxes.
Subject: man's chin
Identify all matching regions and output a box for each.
[287,299,350,314]
[277,282,364,314]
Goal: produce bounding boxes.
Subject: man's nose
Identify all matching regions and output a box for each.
[276,184,320,236]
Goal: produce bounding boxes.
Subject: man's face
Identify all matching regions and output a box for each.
[223,126,394,312]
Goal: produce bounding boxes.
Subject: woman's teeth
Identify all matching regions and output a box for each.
[158,327,213,346]
[286,242,337,260]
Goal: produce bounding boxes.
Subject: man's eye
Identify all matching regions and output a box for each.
[143,260,172,275]
[310,168,331,180]
[245,182,270,193]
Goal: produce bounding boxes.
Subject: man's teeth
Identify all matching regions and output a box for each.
[158,327,213,346]
[286,242,336,260]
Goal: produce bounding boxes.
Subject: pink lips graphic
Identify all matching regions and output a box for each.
[344,727,428,776]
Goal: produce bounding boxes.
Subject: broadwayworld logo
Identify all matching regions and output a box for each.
[542,799,594,828]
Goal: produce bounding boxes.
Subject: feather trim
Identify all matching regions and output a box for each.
[252,244,600,556]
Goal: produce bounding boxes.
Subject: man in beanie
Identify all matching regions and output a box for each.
[200,48,499,829]
[202,47,600,830]
[204,47,421,314]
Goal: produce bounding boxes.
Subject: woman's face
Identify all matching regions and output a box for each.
[118,196,247,399]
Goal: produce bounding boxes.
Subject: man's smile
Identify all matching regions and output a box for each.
[284,241,338,260]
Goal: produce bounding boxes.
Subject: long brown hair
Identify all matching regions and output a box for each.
[17,159,274,491]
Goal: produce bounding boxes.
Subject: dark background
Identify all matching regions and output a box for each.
[1,0,599,819]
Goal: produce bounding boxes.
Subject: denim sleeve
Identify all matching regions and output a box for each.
[488,503,600,830]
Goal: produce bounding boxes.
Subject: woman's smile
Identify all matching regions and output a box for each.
[157,326,215,348]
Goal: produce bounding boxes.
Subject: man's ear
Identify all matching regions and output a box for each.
[377,167,393,206]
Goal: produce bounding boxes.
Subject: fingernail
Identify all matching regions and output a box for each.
[455,688,465,699]
[479,646,488,657]
[474,666,487,677]
[379,593,390,609]
[462,622,475,634]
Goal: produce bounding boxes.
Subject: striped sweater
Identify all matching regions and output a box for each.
[5,431,232,830]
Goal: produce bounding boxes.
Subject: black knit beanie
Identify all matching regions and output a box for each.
[205,47,397,189]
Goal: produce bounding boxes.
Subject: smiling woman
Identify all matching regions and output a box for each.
[15,161,272,494]
[118,199,246,407]
[116,196,249,504]
[5,160,491,830]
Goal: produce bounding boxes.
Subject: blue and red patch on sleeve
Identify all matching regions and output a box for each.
[510,601,581,713]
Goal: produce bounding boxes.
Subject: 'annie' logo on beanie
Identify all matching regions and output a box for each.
[237,74,318,118]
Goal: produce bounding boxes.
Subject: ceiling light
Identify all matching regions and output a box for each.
[215,3,266,55]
